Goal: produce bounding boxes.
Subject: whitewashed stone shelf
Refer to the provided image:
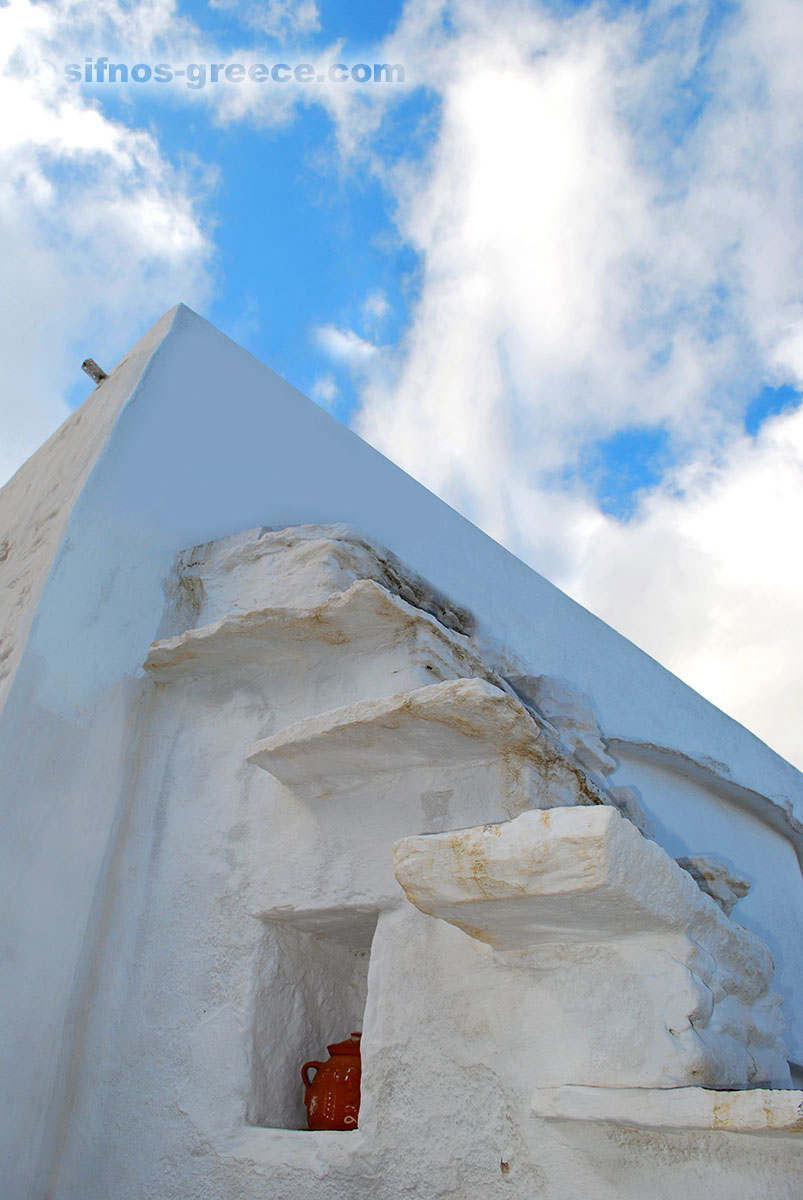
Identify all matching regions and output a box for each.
[228,1128,366,1170]
[160,521,477,637]
[392,806,768,951]
[246,676,603,809]
[7,311,803,1199]
[144,577,494,681]
[531,1085,803,1134]
[252,902,379,948]
[394,807,791,1089]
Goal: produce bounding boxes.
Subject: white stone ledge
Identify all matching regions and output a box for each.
[393,806,762,952]
[227,1126,366,1172]
[531,1085,803,1134]
[246,677,567,799]
[395,808,789,1090]
[254,902,381,949]
[144,578,492,681]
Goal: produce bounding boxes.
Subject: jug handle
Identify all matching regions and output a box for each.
[301,1061,323,1100]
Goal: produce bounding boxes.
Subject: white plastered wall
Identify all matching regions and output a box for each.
[1,304,801,1198]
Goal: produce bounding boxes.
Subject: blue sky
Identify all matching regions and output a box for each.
[55,0,427,413]
[53,0,799,517]
[1,0,803,766]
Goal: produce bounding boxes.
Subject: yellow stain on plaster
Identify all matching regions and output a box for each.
[712,1100,732,1129]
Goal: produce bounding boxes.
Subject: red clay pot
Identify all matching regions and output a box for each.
[301,1032,361,1130]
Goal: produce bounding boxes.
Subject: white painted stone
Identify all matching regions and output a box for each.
[156,522,475,640]
[607,741,803,1063]
[0,306,179,714]
[606,782,655,836]
[508,672,619,780]
[247,675,604,815]
[676,854,752,916]
[531,1085,803,1133]
[1,308,802,1199]
[394,807,791,1089]
[146,575,492,686]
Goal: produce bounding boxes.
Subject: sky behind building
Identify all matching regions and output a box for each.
[1,0,802,767]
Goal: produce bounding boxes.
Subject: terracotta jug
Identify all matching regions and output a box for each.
[301,1032,361,1130]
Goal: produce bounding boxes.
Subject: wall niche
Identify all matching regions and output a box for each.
[248,909,376,1130]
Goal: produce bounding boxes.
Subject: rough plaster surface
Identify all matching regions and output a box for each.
[532,1085,803,1132]
[394,807,791,1088]
[0,306,177,714]
[1,309,801,1197]
[249,922,369,1130]
[508,672,619,780]
[146,575,494,686]
[156,522,476,639]
[676,854,752,916]
[8,523,803,1198]
[247,675,606,813]
[609,745,803,1061]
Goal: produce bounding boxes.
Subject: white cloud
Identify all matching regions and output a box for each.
[0,0,214,485]
[315,323,381,367]
[208,0,320,38]
[0,0,401,485]
[310,373,339,410]
[567,405,803,769]
[2,0,802,774]
[329,0,803,766]
[363,290,390,324]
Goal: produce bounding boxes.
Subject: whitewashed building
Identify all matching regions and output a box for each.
[1,304,801,1200]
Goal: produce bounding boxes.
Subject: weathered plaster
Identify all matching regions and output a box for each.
[394,807,790,1088]
[531,1085,803,1133]
[1,309,801,1199]
[0,306,178,715]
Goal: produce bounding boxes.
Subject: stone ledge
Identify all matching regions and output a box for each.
[144,578,492,681]
[246,677,571,800]
[226,1127,366,1172]
[394,808,789,1090]
[254,903,381,949]
[531,1085,803,1134]
[159,522,476,638]
[393,806,766,953]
